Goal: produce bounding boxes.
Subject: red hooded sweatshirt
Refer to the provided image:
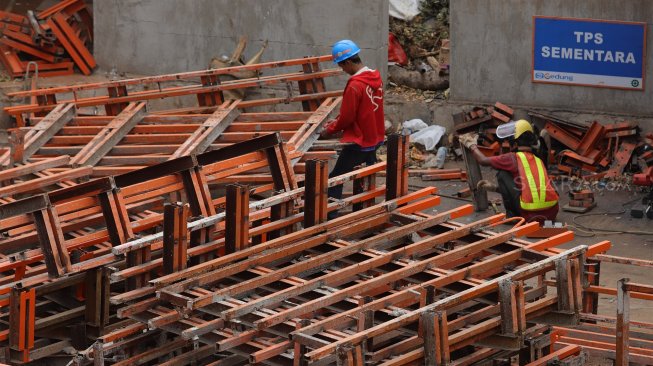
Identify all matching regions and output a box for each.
[327,68,385,148]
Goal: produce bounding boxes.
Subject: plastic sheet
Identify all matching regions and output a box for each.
[411,125,446,151]
[389,0,421,21]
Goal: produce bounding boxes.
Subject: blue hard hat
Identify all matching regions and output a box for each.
[332,40,361,64]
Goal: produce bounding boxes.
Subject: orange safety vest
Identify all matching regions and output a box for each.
[515,152,558,211]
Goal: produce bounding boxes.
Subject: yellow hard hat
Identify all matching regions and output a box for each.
[514,119,534,139]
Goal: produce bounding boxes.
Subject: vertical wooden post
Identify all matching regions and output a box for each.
[9,285,35,363]
[85,267,110,336]
[304,159,319,227]
[293,319,310,366]
[163,202,189,274]
[583,259,601,315]
[437,311,450,366]
[555,259,573,312]
[499,279,526,336]
[304,160,328,227]
[266,141,298,239]
[423,309,449,366]
[225,184,249,254]
[499,279,518,335]
[570,258,583,314]
[423,309,438,366]
[386,134,409,201]
[616,278,630,366]
[419,286,437,337]
[358,296,375,358]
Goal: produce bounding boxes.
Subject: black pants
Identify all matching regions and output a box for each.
[327,144,377,217]
[496,170,521,218]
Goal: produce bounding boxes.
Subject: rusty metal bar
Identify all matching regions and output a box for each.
[70,102,146,167]
[169,99,240,159]
[1,103,75,166]
[6,65,341,119]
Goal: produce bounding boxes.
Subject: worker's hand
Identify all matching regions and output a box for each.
[326,118,337,129]
[458,133,479,149]
[320,119,337,139]
[319,129,330,139]
[477,180,498,192]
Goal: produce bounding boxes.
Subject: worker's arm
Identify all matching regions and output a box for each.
[459,133,491,166]
[469,145,492,166]
[327,83,360,133]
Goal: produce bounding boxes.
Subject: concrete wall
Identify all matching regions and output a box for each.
[450,0,653,116]
[94,0,388,80]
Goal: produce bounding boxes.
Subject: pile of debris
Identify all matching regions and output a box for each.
[531,112,649,181]
[453,101,516,157]
[389,0,449,61]
[387,0,450,91]
[0,0,94,78]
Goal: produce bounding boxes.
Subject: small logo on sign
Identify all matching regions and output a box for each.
[631,80,640,87]
[535,72,544,79]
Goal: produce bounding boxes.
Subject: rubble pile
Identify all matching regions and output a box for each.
[531,112,648,181]
[0,0,94,78]
[388,0,450,91]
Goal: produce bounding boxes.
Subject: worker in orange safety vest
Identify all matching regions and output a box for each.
[458,119,559,223]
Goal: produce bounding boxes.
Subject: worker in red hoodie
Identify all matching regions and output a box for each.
[323,40,385,218]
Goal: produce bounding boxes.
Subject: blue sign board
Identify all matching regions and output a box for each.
[533,16,647,90]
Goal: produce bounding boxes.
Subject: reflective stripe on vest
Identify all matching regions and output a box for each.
[516,152,558,211]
